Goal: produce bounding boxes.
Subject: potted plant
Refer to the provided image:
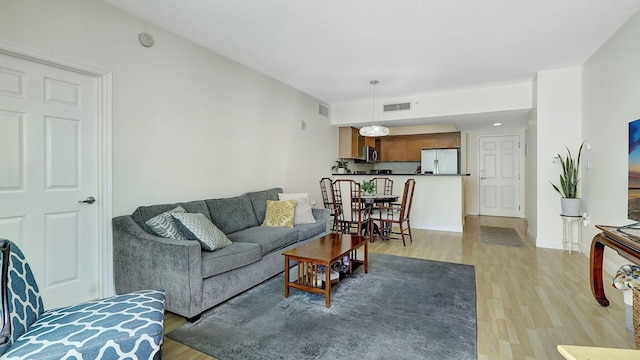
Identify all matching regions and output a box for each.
[361,180,376,195]
[331,159,351,174]
[551,142,584,216]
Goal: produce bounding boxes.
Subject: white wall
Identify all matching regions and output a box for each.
[525,77,538,241]
[0,0,337,215]
[582,11,640,274]
[535,67,583,249]
[332,82,532,126]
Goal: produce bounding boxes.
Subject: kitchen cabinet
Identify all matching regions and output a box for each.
[422,134,439,149]
[421,132,461,149]
[338,127,380,159]
[338,127,365,159]
[364,136,376,148]
[380,138,394,162]
[393,138,407,161]
[437,132,461,148]
[406,136,423,161]
[341,129,460,162]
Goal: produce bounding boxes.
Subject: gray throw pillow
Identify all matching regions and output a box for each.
[172,212,232,251]
[144,206,187,240]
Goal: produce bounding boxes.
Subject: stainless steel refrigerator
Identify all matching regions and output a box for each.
[421,149,459,174]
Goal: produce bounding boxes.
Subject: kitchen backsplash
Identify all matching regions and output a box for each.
[374,162,420,174]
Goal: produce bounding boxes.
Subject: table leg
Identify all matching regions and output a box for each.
[284,256,290,298]
[325,265,331,308]
[590,234,609,306]
[364,240,368,274]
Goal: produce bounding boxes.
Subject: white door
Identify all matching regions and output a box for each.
[0,52,100,309]
[479,135,521,217]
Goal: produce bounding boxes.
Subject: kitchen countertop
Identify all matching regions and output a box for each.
[332,173,471,176]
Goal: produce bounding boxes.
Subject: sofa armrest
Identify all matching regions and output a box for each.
[112,215,203,319]
[312,208,331,234]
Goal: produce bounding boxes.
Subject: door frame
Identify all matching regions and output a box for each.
[0,42,114,297]
[477,133,525,218]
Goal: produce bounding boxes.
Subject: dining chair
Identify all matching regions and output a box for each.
[0,239,165,359]
[370,178,416,246]
[371,177,393,195]
[320,177,338,232]
[332,179,369,237]
[370,177,394,210]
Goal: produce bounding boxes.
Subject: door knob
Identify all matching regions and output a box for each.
[79,196,96,204]
[480,177,486,180]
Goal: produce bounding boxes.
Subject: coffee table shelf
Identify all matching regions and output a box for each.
[283,233,368,307]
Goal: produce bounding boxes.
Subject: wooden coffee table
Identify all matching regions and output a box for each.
[283,233,368,307]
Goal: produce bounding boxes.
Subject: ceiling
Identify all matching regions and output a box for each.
[102,0,640,130]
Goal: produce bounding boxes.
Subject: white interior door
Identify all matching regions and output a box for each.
[479,135,521,217]
[0,52,100,309]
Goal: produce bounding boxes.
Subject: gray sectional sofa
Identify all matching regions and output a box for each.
[112,188,330,321]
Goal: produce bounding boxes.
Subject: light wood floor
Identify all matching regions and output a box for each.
[163,216,635,359]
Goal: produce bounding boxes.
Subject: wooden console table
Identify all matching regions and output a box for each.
[591,225,640,306]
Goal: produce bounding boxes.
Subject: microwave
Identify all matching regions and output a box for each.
[364,146,378,163]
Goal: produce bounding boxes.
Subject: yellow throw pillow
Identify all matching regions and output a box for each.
[262,199,297,228]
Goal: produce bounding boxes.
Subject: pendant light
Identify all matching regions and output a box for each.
[359,80,389,137]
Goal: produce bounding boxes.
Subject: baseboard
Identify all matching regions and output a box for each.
[526,228,536,244]
[412,223,463,233]
[534,237,563,250]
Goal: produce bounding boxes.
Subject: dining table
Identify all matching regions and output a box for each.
[357,193,400,241]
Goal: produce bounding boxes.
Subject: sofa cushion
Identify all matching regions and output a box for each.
[201,242,262,278]
[132,200,211,234]
[172,212,232,251]
[244,188,283,224]
[206,195,259,234]
[1,290,165,360]
[145,206,187,240]
[294,219,326,242]
[262,199,297,228]
[278,193,316,225]
[228,226,298,256]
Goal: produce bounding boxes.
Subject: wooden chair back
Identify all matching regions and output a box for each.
[371,177,393,195]
[399,179,416,219]
[319,177,335,210]
[332,179,366,233]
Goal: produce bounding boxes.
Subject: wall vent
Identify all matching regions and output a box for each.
[318,104,329,117]
[383,102,411,112]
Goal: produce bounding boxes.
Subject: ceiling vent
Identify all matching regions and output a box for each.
[383,102,411,112]
[318,104,329,118]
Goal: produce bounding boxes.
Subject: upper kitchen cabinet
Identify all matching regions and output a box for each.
[379,137,394,161]
[364,136,376,148]
[422,132,461,149]
[437,132,461,148]
[406,136,423,161]
[393,137,407,161]
[339,126,374,159]
[338,127,362,159]
[422,134,439,149]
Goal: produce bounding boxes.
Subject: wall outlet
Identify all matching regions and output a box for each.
[553,156,560,164]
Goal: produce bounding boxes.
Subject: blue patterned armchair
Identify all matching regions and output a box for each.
[0,239,165,359]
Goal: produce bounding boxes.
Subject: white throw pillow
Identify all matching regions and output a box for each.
[145,206,187,240]
[278,193,316,225]
[172,212,232,251]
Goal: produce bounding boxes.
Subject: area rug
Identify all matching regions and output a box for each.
[166,253,477,360]
[480,226,525,247]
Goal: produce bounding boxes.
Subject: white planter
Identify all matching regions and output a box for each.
[337,168,345,174]
[560,198,581,216]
